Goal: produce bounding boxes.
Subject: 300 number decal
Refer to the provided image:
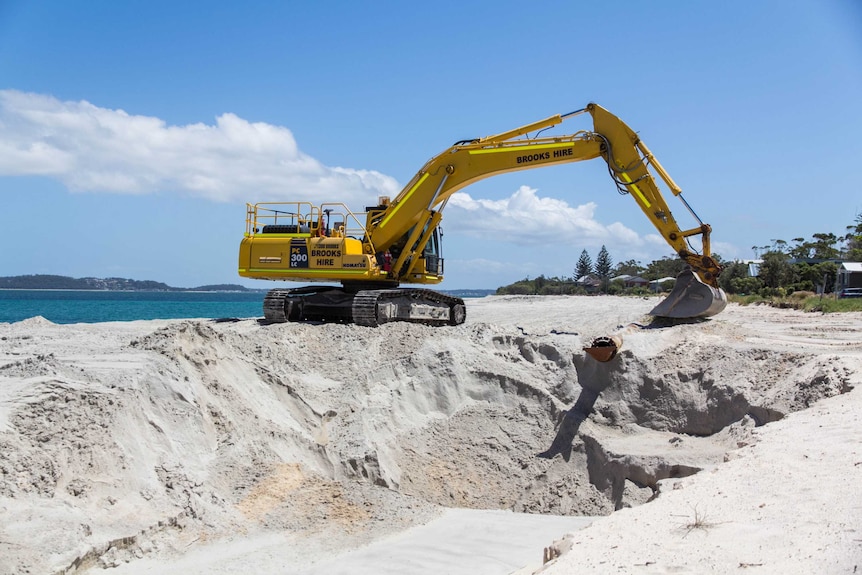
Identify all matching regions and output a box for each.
[289,241,310,268]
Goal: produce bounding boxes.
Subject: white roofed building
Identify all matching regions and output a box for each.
[836,262,862,291]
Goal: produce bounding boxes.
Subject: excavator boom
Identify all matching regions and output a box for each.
[239,103,727,325]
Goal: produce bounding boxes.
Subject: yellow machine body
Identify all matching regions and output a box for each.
[239,104,727,324]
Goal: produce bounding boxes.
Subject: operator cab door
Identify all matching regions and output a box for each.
[423,226,443,275]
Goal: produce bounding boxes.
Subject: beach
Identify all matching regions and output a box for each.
[1,295,860,574]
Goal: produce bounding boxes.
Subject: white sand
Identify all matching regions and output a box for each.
[101,509,594,575]
[1,296,860,574]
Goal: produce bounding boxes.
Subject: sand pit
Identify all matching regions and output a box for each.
[1,296,860,574]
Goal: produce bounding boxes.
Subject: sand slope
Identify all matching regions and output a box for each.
[0,296,860,574]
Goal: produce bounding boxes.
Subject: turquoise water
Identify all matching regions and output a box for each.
[0,290,267,324]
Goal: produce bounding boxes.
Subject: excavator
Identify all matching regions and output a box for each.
[238,103,727,327]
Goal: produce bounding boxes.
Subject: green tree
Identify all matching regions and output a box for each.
[644,256,686,280]
[718,261,749,294]
[574,250,593,280]
[811,232,840,260]
[730,276,763,294]
[759,251,796,289]
[752,245,771,258]
[595,246,613,277]
[843,213,862,261]
[793,261,838,293]
[595,246,613,291]
[770,239,788,253]
[789,237,812,260]
[534,274,547,294]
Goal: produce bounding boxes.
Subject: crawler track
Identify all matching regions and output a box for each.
[263,287,466,327]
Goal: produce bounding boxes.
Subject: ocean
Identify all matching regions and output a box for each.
[0,290,267,324]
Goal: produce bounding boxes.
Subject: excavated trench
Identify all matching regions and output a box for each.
[265,323,856,517]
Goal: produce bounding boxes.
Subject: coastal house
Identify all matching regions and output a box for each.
[836,262,862,291]
[576,274,601,292]
[649,276,677,292]
[611,274,649,288]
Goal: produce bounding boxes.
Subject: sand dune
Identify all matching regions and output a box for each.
[1,296,860,574]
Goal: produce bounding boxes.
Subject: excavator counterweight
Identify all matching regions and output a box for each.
[239,104,727,325]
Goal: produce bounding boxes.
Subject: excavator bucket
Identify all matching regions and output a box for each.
[649,270,728,319]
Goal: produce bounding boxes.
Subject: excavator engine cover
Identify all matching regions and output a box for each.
[649,270,728,319]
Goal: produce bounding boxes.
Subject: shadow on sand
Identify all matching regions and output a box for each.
[538,386,601,462]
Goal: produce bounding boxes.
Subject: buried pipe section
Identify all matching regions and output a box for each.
[583,335,623,363]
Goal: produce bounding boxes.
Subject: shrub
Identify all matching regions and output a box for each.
[789,290,815,300]
[729,276,762,295]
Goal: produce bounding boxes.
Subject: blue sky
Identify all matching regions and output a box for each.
[1,0,860,289]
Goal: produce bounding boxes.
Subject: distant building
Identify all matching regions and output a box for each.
[649,277,677,292]
[611,274,649,288]
[741,259,762,277]
[836,262,862,291]
[576,274,601,292]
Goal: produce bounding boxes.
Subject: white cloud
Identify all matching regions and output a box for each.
[444,186,728,269]
[447,185,644,246]
[0,90,399,204]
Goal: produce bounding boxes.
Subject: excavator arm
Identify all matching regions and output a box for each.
[367,103,721,289]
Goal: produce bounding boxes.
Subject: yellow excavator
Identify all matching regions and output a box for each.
[238,103,727,326]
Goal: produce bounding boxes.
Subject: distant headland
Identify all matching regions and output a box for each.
[0,274,257,292]
[0,275,495,297]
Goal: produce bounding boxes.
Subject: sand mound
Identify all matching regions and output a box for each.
[1,296,860,574]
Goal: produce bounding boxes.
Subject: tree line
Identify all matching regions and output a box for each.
[497,214,862,296]
[723,213,861,296]
[496,244,686,296]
